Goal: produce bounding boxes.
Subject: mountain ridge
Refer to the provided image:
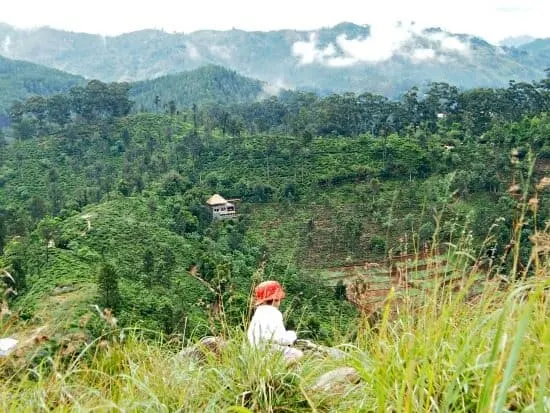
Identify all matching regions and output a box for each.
[0,57,275,121]
[1,21,548,97]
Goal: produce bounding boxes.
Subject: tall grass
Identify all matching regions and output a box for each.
[0,270,547,412]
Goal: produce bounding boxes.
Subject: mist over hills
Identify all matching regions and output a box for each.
[1,22,548,97]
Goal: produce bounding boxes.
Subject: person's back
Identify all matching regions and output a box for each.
[247,280,303,363]
[247,303,297,346]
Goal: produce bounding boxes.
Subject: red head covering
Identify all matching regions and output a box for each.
[254,280,285,304]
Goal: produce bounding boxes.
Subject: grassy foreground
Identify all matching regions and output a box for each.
[0,273,548,412]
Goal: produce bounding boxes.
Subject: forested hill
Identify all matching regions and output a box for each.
[0,59,273,124]
[1,22,549,96]
[129,65,268,112]
[0,55,84,126]
[1,74,548,342]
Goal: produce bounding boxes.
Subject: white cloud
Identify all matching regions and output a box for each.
[326,56,359,68]
[261,78,292,97]
[334,24,411,63]
[292,22,471,67]
[292,34,336,64]
[293,24,415,65]
[209,45,232,60]
[426,32,470,52]
[186,42,200,60]
[2,35,11,53]
[411,48,436,61]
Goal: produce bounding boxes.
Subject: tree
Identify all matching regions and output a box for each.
[142,249,155,275]
[97,262,121,310]
[37,217,60,265]
[27,196,48,221]
[0,129,6,166]
[154,95,161,113]
[26,95,48,125]
[282,181,299,202]
[227,227,244,251]
[84,80,109,119]
[69,86,86,118]
[3,241,27,292]
[384,135,426,180]
[334,280,347,300]
[117,179,132,197]
[47,168,64,215]
[160,171,191,196]
[8,101,25,124]
[0,210,6,254]
[168,100,177,116]
[107,82,133,116]
[47,94,71,126]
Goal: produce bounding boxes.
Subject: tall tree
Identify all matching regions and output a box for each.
[97,262,121,310]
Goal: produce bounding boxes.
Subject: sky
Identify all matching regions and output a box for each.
[1,0,550,44]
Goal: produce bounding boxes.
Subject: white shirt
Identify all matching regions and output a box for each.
[247,305,297,346]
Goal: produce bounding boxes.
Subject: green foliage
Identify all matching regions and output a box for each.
[97,261,121,310]
[0,277,548,412]
[369,234,387,255]
[0,55,84,125]
[0,66,548,412]
[130,65,265,111]
[8,79,133,131]
[0,70,549,356]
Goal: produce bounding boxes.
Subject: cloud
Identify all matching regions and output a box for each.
[411,48,436,62]
[495,6,532,13]
[326,56,359,67]
[426,32,469,53]
[334,25,412,62]
[209,45,232,60]
[292,22,471,67]
[186,42,200,60]
[292,34,336,64]
[260,78,292,97]
[2,35,11,53]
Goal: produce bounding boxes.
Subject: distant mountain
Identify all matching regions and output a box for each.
[518,38,550,55]
[499,35,535,47]
[0,22,549,97]
[130,65,268,111]
[0,55,84,125]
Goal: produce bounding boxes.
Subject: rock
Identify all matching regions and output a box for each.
[281,346,304,365]
[52,285,77,295]
[178,336,226,362]
[310,367,361,393]
[0,337,18,356]
[294,339,347,360]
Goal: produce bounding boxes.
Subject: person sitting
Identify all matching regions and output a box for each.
[247,280,303,363]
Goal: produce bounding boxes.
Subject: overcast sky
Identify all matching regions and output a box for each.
[2,0,549,44]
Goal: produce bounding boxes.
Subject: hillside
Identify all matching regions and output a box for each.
[0,72,549,411]
[1,22,548,96]
[0,55,84,125]
[2,77,548,309]
[129,65,268,111]
[0,62,272,127]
